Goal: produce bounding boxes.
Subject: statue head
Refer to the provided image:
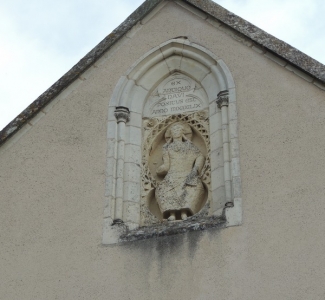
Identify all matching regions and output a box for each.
[170,123,184,139]
[165,122,192,143]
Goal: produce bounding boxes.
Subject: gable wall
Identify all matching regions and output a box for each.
[1,2,325,299]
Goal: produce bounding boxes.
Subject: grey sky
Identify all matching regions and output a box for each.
[1,0,324,130]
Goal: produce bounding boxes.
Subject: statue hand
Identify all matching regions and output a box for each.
[192,165,198,175]
[156,165,167,175]
[185,167,198,186]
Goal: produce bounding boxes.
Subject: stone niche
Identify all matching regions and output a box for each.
[103,39,242,244]
[141,74,211,225]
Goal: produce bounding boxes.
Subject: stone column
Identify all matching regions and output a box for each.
[114,106,130,223]
[217,91,232,205]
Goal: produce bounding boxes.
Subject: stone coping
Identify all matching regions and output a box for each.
[187,0,325,83]
[1,0,324,147]
[119,216,227,243]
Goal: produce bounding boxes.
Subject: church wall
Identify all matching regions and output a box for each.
[1,2,325,299]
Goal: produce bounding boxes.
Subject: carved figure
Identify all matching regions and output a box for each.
[155,122,205,221]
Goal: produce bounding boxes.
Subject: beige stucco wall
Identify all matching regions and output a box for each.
[1,2,325,299]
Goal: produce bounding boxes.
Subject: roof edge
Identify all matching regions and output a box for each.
[185,0,325,82]
[1,0,324,147]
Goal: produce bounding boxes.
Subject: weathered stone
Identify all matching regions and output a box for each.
[102,38,242,243]
[120,215,226,243]
[140,111,212,225]
[185,0,325,81]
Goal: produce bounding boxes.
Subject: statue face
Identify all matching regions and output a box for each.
[170,124,184,139]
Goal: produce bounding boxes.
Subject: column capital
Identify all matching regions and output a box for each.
[114,106,130,123]
[216,90,229,109]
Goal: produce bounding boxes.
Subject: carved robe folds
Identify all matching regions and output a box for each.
[155,137,205,219]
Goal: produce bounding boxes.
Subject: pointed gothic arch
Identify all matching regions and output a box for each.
[103,38,242,244]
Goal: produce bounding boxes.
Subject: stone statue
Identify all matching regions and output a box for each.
[155,122,205,221]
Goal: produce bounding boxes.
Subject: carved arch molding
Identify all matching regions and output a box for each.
[103,38,242,244]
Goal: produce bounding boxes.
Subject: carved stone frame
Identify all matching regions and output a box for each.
[103,39,242,244]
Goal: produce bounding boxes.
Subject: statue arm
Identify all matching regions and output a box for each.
[156,146,170,175]
[194,155,205,174]
[185,154,205,186]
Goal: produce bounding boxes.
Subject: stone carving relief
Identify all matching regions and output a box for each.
[143,73,207,118]
[103,39,242,244]
[141,111,211,226]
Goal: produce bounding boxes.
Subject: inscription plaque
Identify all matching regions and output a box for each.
[143,73,207,117]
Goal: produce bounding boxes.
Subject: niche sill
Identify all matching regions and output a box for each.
[119,215,227,243]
